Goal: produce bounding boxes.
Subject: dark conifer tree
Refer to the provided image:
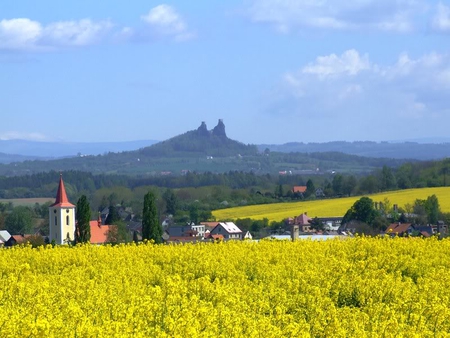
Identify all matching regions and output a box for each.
[142,191,162,243]
[75,195,91,243]
[105,205,120,225]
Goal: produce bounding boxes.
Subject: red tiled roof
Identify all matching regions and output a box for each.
[420,231,431,238]
[89,220,111,244]
[50,175,75,208]
[292,186,307,193]
[11,234,34,243]
[386,223,412,235]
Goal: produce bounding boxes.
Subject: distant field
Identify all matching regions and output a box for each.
[212,187,450,222]
[0,198,54,206]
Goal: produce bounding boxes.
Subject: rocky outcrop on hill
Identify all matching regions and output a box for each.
[140,119,257,157]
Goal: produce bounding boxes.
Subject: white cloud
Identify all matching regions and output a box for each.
[0,18,42,50]
[302,49,371,78]
[0,5,194,51]
[141,5,195,41]
[43,19,113,47]
[268,49,450,139]
[431,2,450,32]
[245,0,425,33]
[0,18,112,51]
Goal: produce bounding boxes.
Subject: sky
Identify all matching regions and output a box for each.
[1,0,450,145]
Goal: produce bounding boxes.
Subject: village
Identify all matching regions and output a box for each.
[1,176,447,247]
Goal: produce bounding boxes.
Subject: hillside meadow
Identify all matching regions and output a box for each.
[212,187,450,222]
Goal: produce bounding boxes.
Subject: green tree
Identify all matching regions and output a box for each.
[106,220,129,244]
[359,176,379,194]
[162,189,178,215]
[275,184,284,198]
[342,197,378,226]
[310,217,324,231]
[342,176,357,196]
[413,199,428,225]
[332,174,344,196]
[75,195,91,243]
[305,179,315,198]
[189,204,199,224]
[105,205,120,225]
[379,166,397,191]
[5,206,33,234]
[142,191,162,243]
[424,194,440,224]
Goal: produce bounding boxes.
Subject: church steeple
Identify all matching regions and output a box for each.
[51,174,75,208]
[49,174,76,244]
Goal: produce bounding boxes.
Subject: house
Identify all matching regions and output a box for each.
[49,175,116,245]
[292,186,307,195]
[287,213,314,233]
[89,214,114,244]
[242,231,253,240]
[315,188,325,198]
[209,222,242,240]
[164,223,206,240]
[318,217,343,231]
[386,223,414,236]
[201,221,220,238]
[207,234,224,241]
[414,225,434,237]
[0,230,11,247]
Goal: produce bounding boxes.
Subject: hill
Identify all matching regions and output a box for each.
[139,120,258,157]
[0,152,47,164]
[0,121,412,176]
[258,141,450,160]
[0,139,158,158]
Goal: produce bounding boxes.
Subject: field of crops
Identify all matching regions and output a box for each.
[213,187,450,222]
[2,238,450,337]
[0,197,53,207]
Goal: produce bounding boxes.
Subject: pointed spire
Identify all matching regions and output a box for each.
[50,174,75,207]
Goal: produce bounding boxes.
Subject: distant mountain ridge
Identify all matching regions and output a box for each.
[139,120,258,157]
[0,139,158,159]
[0,152,47,164]
[258,141,450,160]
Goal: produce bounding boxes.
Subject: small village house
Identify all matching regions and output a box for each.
[209,222,243,240]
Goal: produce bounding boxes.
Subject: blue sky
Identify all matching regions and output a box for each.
[1,0,450,144]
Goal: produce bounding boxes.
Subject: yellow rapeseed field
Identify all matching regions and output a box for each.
[2,238,450,337]
[213,187,450,222]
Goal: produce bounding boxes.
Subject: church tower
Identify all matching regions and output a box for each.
[49,175,76,244]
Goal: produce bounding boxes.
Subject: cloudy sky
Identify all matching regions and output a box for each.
[1,0,449,144]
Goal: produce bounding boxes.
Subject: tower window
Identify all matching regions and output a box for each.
[66,215,70,226]
[55,216,57,226]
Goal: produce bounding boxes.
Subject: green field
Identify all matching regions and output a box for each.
[0,198,54,207]
[212,187,450,222]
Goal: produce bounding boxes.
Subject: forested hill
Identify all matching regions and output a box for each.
[258,141,450,160]
[0,152,45,164]
[0,121,415,176]
[139,120,258,157]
